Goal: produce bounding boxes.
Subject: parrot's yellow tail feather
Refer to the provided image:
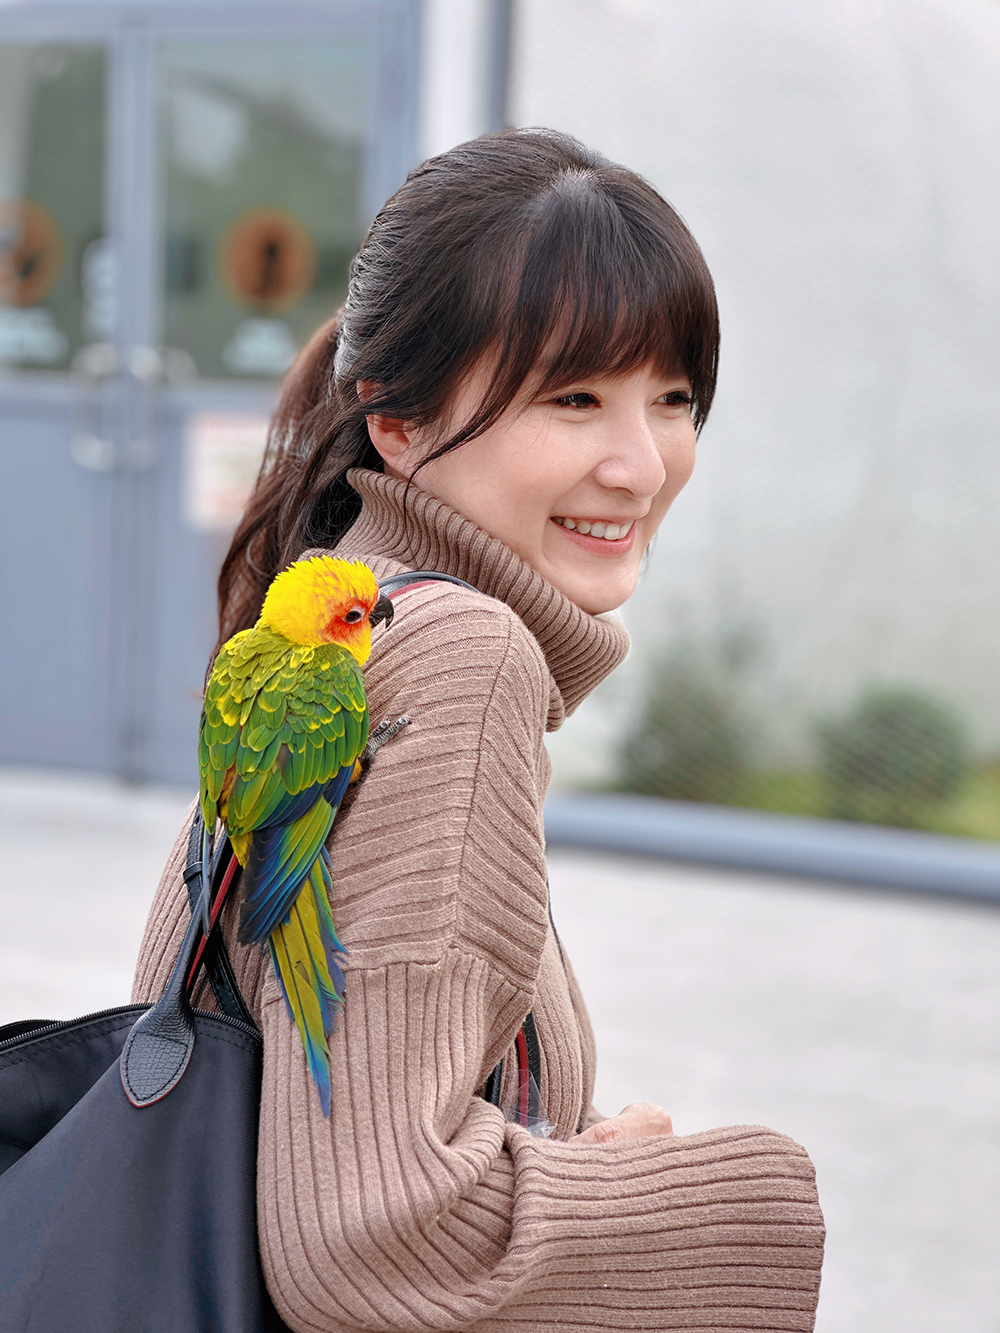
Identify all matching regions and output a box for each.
[230,830,251,865]
[268,856,346,1118]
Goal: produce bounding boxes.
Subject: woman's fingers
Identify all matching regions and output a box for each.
[571,1102,674,1145]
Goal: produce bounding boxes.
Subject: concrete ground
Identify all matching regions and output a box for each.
[1,766,998,1332]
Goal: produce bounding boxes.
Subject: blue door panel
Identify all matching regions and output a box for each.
[1,405,114,769]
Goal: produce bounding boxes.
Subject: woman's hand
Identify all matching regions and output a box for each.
[571,1102,674,1146]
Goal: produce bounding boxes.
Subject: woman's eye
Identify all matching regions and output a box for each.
[659,390,693,408]
[554,392,599,409]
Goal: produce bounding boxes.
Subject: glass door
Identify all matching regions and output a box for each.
[159,38,376,379]
[0,38,119,773]
[0,43,107,372]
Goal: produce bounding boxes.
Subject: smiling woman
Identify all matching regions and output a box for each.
[134,129,825,1333]
[365,362,697,613]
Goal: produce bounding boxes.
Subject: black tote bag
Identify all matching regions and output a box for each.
[0,814,293,1332]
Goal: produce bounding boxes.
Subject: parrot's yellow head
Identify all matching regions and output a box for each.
[259,556,393,663]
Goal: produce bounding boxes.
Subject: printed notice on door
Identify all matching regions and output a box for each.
[184,412,269,531]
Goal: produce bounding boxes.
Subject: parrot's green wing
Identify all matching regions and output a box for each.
[198,628,369,839]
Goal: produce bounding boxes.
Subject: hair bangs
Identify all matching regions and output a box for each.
[534,183,682,377]
[455,168,718,451]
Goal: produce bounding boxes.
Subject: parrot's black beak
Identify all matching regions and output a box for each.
[370,590,395,630]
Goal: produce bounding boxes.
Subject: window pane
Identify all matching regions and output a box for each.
[159,39,376,380]
[0,45,107,372]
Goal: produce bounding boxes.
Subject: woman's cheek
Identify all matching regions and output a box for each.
[671,427,698,489]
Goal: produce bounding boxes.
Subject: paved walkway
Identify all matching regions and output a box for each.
[547,848,1000,1333]
[2,766,998,1332]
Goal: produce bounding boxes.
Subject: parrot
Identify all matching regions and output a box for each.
[198,555,396,1115]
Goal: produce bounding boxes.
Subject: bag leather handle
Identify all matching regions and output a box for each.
[120,813,245,1107]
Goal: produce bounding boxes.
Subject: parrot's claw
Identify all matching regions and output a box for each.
[361,715,410,766]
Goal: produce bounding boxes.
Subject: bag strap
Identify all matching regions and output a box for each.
[120,814,249,1107]
[183,815,255,1026]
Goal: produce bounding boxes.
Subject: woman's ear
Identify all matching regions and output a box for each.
[358,381,419,474]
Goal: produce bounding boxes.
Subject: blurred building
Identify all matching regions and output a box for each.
[2,0,998,816]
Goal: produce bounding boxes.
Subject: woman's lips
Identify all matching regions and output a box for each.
[550,515,637,554]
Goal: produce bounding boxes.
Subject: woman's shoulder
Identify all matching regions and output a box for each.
[325,580,553,982]
[365,581,554,722]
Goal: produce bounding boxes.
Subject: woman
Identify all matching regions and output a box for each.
[135,129,824,1331]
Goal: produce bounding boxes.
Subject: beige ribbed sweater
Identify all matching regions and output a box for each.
[134,469,824,1332]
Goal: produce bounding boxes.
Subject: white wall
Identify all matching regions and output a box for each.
[419,0,496,159]
[510,0,1000,777]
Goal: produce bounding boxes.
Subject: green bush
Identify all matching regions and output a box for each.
[817,687,970,827]
[619,665,748,804]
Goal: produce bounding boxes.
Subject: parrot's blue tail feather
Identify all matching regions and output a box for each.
[267,848,347,1118]
[315,850,347,1000]
[237,766,352,946]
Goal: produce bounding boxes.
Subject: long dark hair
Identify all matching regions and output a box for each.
[216,127,719,650]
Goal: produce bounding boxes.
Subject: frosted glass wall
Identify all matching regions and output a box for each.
[515,0,1000,789]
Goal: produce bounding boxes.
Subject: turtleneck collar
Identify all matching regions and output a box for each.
[333,468,630,729]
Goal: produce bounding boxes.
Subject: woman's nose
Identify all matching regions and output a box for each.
[593,419,668,499]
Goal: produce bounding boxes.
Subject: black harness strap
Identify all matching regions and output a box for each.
[378,570,480,597]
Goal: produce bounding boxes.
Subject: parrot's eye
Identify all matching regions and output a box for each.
[343,606,365,624]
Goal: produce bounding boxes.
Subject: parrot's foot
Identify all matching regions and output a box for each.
[361,715,411,766]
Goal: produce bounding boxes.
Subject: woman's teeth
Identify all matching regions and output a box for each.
[554,516,633,541]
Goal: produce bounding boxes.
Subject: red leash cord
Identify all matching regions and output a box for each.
[186,854,240,992]
[387,580,440,600]
[516,1028,530,1126]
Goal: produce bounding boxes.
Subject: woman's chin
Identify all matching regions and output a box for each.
[546,563,639,615]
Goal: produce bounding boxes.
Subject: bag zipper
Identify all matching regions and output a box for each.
[0,1004,144,1052]
[0,1001,259,1054]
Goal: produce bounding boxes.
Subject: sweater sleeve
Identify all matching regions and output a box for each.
[134,586,824,1332]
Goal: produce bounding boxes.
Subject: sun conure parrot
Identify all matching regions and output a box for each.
[198,555,396,1115]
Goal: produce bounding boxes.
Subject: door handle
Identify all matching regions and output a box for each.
[68,343,194,473]
[70,342,119,471]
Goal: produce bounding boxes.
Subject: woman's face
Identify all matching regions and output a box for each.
[367,362,697,615]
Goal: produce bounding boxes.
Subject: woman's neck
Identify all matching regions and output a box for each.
[333,468,630,727]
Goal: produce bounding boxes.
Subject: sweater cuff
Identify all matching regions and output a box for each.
[492,1121,824,1329]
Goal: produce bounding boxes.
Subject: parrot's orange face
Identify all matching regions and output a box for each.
[259,557,393,663]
